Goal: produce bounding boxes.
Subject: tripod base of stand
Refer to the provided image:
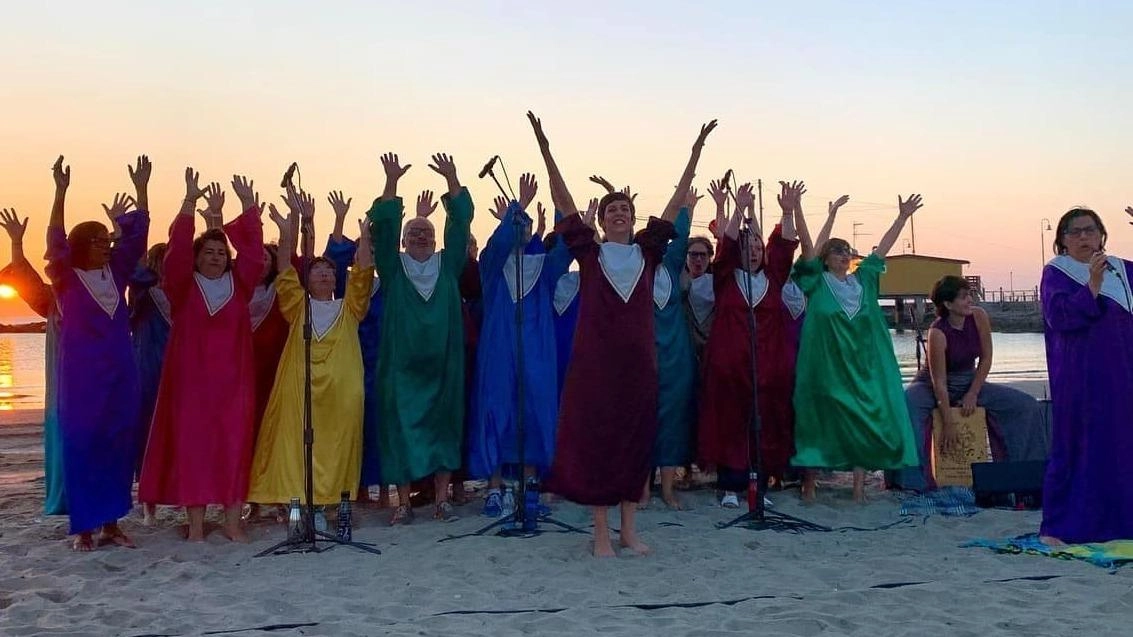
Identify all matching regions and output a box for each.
[717,504,831,533]
[439,509,589,543]
[255,530,382,557]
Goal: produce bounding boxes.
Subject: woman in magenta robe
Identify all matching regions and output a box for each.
[698,182,801,498]
[527,112,715,557]
[139,171,264,543]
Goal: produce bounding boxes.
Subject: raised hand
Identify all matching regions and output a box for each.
[489,195,509,221]
[518,172,538,209]
[684,187,703,213]
[536,202,547,237]
[355,219,374,269]
[584,197,599,228]
[267,203,287,234]
[102,192,136,221]
[898,194,924,218]
[232,175,262,214]
[128,155,152,189]
[328,190,351,219]
[298,189,316,221]
[203,182,225,214]
[828,194,850,217]
[52,155,71,192]
[1126,206,1132,225]
[427,153,461,196]
[735,182,755,212]
[777,180,807,213]
[416,190,438,218]
[184,167,205,201]
[527,111,549,149]
[589,175,615,194]
[708,179,728,209]
[0,209,28,243]
[382,152,411,180]
[694,120,719,148]
[620,185,638,204]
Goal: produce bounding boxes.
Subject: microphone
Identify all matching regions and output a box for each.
[478,155,499,179]
[721,169,733,190]
[280,162,298,189]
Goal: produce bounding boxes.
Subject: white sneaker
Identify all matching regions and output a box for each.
[721,492,740,508]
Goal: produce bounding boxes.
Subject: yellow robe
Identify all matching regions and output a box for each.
[247,266,372,505]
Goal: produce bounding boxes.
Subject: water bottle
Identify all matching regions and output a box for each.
[501,486,516,520]
[522,477,540,532]
[287,497,304,542]
[336,491,353,541]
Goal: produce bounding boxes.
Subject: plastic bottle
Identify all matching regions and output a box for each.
[336,491,352,541]
[288,497,304,542]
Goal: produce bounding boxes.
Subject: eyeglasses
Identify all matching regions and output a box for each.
[687,251,711,259]
[828,246,852,256]
[1063,226,1099,238]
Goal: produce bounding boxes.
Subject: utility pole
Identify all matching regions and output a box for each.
[910,216,916,254]
[852,222,869,252]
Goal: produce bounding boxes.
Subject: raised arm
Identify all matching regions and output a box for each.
[428,152,463,200]
[873,194,923,258]
[813,195,848,253]
[661,120,718,222]
[429,154,473,276]
[707,179,727,240]
[0,209,28,265]
[527,112,580,218]
[48,155,70,230]
[329,190,352,241]
[724,183,754,240]
[380,152,411,202]
[229,175,267,292]
[199,182,226,230]
[128,155,152,213]
[163,168,207,299]
[776,180,806,242]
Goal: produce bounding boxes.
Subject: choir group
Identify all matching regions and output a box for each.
[3,113,1131,557]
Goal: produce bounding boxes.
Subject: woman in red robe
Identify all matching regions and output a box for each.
[698,182,802,499]
[138,170,264,543]
[528,111,716,557]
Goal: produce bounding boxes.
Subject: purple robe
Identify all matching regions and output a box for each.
[1040,255,1133,543]
[46,211,149,534]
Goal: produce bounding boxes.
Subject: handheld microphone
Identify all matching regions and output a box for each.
[280,162,298,189]
[478,155,499,179]
[721,169,733,190]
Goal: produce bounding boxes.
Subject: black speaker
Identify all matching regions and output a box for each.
[971,460,1046,509]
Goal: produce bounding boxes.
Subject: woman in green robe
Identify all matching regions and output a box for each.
[367,152,473,525]
[790,194,923,502]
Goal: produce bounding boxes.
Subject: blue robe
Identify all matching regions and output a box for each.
[324,236,385,486]
[652,208,697,466]
[468,205,571,478]
[46,211,149,534]
[128,266,171,478]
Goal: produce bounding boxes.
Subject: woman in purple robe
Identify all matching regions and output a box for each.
[1040,207,1133,544]
[527,111,715,557]
[45,155,150,551]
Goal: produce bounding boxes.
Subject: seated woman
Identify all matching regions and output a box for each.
[888,275,1048,491]
[1040,207,1133,544]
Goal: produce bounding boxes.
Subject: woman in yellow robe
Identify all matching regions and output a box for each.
[248,201,373,505]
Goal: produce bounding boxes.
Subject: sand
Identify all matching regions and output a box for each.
[1,404,1130,637]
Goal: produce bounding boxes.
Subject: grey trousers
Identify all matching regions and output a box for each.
[887,372,1050,491]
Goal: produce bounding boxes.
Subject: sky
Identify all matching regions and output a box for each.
[1,0,1130,318]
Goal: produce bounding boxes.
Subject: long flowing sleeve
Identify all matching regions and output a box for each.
[1041,265,1104,333]
[556,214,598,261]
[44,226,71,285]
[163,214,196,303]
[345,265,375,321]
[324,235,358,299]
[715,236,741,283]
[635,216,677,263]
[366,197,403,281]
[766,226,800,286]
[661,208,691,275]
[110,210,150,283]
[791,256,825,297]
[274,267,305,324]
[441,188,474,277]
[544,233,573,283]
[227,207,265,295]
[480,204,527,285]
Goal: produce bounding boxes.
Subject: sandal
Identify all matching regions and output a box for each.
[72,533,95,552]
[433,501,458,522]
[390,505,414,526]
[97,526,136,549]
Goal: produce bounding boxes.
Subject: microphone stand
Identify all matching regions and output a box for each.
[442,157,585,541]
[717,221,829,534]
[257,170,381,557]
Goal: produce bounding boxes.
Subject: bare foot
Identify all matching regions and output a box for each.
[662,494,683,511]
[800,483,817,503]
[619,537,652,556]
[592,538,617,558]
[852,488,867,504]
[97,524,136,549]
[72,533,95,552]
[636,498,650,511]
[223,524,250,543]
[142,504,157,527]
[1039,535,1066,547]
[181,523,209,543]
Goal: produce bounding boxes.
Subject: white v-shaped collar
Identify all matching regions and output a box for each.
[150,287,172,325]
[823,271,863,319]
[688,274,714,325]
[73,266,119,319]
[249,284,276,331]
[310,298,343,340]
[598,242,644,303]
[194,272,234,317]
[781,280,806,319]
[653,268,673,310]
[1049,255,1132,313]
[370,274,382,298]
[554,271,580,315]
[503,254,545,302]
[734,269,769,309]
[400,252,441,301]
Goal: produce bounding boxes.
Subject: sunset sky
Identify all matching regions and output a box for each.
[1,1,1130,318]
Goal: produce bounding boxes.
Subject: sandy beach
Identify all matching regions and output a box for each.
[1,402,1130,637]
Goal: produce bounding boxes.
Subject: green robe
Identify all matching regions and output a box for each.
[653,208,696,466]
[790,253,916,470]
[368,189,473,484]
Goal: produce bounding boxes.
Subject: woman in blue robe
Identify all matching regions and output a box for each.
[129,245,171,478]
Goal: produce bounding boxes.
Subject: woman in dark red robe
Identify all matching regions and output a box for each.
[527,111,715,557]
[698,182,801,498]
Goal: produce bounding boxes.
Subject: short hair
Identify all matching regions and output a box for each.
[687,236,714,257]
[597,192,635,223]
[66,221,110,270]
[930,275,970,318]
[145,243,167,273]
[818,238,852,268]
[402,217,436,241]
[1053,207,1107,255]
[192,229,233,273]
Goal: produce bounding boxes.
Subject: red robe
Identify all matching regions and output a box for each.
[547,215,675,506]
[251,291,288,431]
[139,208,263,506]
[698,229,799,479]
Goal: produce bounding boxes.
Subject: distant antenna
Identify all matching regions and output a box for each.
[852,222,870,252]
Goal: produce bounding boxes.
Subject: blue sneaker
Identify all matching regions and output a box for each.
[482,490,503,517]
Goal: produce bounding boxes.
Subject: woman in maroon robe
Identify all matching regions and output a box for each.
[527,111,716,557]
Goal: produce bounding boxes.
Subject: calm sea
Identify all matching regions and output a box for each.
[0,330,1049,412]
